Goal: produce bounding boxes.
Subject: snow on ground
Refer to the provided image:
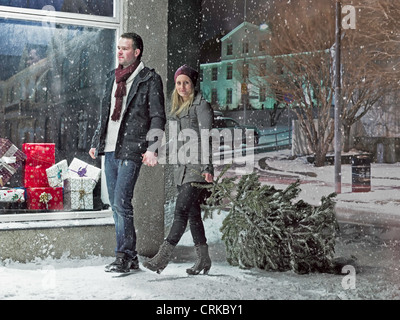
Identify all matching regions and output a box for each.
[1,150,400,300]
[1,216,400,300]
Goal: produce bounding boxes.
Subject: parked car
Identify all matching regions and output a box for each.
[212,115,259,147]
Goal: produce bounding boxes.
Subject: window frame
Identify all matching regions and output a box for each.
[0,2,120,27]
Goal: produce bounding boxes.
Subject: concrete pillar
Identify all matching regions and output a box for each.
[122,0,202,257]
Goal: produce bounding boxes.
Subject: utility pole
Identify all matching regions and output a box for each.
[243,0,248,124]
[334,1,342,194]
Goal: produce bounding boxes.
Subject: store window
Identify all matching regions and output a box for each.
[0,2,120,215]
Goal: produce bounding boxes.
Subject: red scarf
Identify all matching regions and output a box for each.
[111,61,140,121]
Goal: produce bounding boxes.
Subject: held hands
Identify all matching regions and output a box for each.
[89,148,96,159]
[142,151,158,167]
[202,172,213,183]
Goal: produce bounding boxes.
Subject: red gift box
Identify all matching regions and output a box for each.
[24,166,50,188]
[0,138,27,187]
[22,143,55,187]
[22,143,55,165]
[26,187,63,211]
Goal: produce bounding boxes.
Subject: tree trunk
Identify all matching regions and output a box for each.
[314,151,327,167]
[343,123,352,153]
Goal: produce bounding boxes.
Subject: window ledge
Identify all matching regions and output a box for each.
[0,209,113,230]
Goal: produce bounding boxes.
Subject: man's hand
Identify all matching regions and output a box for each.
[202,173,213,183]
[89,148,96,159]
[142,151,158,167]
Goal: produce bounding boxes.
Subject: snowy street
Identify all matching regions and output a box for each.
[1,222,400,301]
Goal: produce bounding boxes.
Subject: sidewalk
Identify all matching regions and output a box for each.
[215,149,400,239]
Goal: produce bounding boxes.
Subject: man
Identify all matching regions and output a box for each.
[89,32,165,273]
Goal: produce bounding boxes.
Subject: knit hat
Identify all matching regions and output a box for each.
[174,64,199,86]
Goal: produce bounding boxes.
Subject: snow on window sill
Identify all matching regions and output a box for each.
[0,209,113,230]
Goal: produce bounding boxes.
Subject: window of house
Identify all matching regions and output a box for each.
[243,41,249,54]
[226,42,233,56]
[226,64,233,80]
[211,67,218,81]
[226,88,233,104]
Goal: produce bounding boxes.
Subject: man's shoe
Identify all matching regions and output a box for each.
[129,256,139,270]
[105,253,138,273]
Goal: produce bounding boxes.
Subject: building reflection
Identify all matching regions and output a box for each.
[0,22,115,190]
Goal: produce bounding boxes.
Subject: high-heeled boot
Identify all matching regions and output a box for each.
[143,240,175,274]
[186,244,212,275]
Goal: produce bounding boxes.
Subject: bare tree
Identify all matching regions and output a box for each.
[258,1,336,167]
[340,0,400,152]
[243,0,399,166]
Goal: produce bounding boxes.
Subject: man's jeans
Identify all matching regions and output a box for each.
[104,152,142,259]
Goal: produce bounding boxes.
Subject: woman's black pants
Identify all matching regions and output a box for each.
[166,182,207,246]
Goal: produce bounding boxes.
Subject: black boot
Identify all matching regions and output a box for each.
[186,244,211,275]
[143,241,175,274]
[105,253,139,273]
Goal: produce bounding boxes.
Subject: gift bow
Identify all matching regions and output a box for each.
[39,192,52,210]
[0,156,17,175]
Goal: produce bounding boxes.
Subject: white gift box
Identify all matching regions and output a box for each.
[64,177,96,210]
[46,159,69,188]
[0,187,25,203]
[68,158,101,183]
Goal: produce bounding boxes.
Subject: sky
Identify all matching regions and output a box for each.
[201,0,270,40]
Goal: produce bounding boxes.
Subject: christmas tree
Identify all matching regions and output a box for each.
[199,168,339,274]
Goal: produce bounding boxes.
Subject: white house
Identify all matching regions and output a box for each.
[200,22,276,111]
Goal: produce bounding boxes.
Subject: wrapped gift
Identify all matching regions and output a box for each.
[0,187,25,203]
[26,187,63,211]
[68,158,101,183]
[64,177,96,210]
[24,167,50,188]
[46,160,69,188]
[0,138,27,187]
[22,143,55,166]
[23,143,55,187]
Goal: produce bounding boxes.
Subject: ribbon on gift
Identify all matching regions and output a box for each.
[48,165,65,180]
[69,165,97,185]
[78,188,90,209]
[70,165,88,178]
[39,192,52,210]
[0,156,17,175]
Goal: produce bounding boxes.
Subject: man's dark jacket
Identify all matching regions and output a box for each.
[91,66,166,162]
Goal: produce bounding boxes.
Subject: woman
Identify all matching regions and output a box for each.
[143,65,214,275]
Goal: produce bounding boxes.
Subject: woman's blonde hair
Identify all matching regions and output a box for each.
[170,88,195,117]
